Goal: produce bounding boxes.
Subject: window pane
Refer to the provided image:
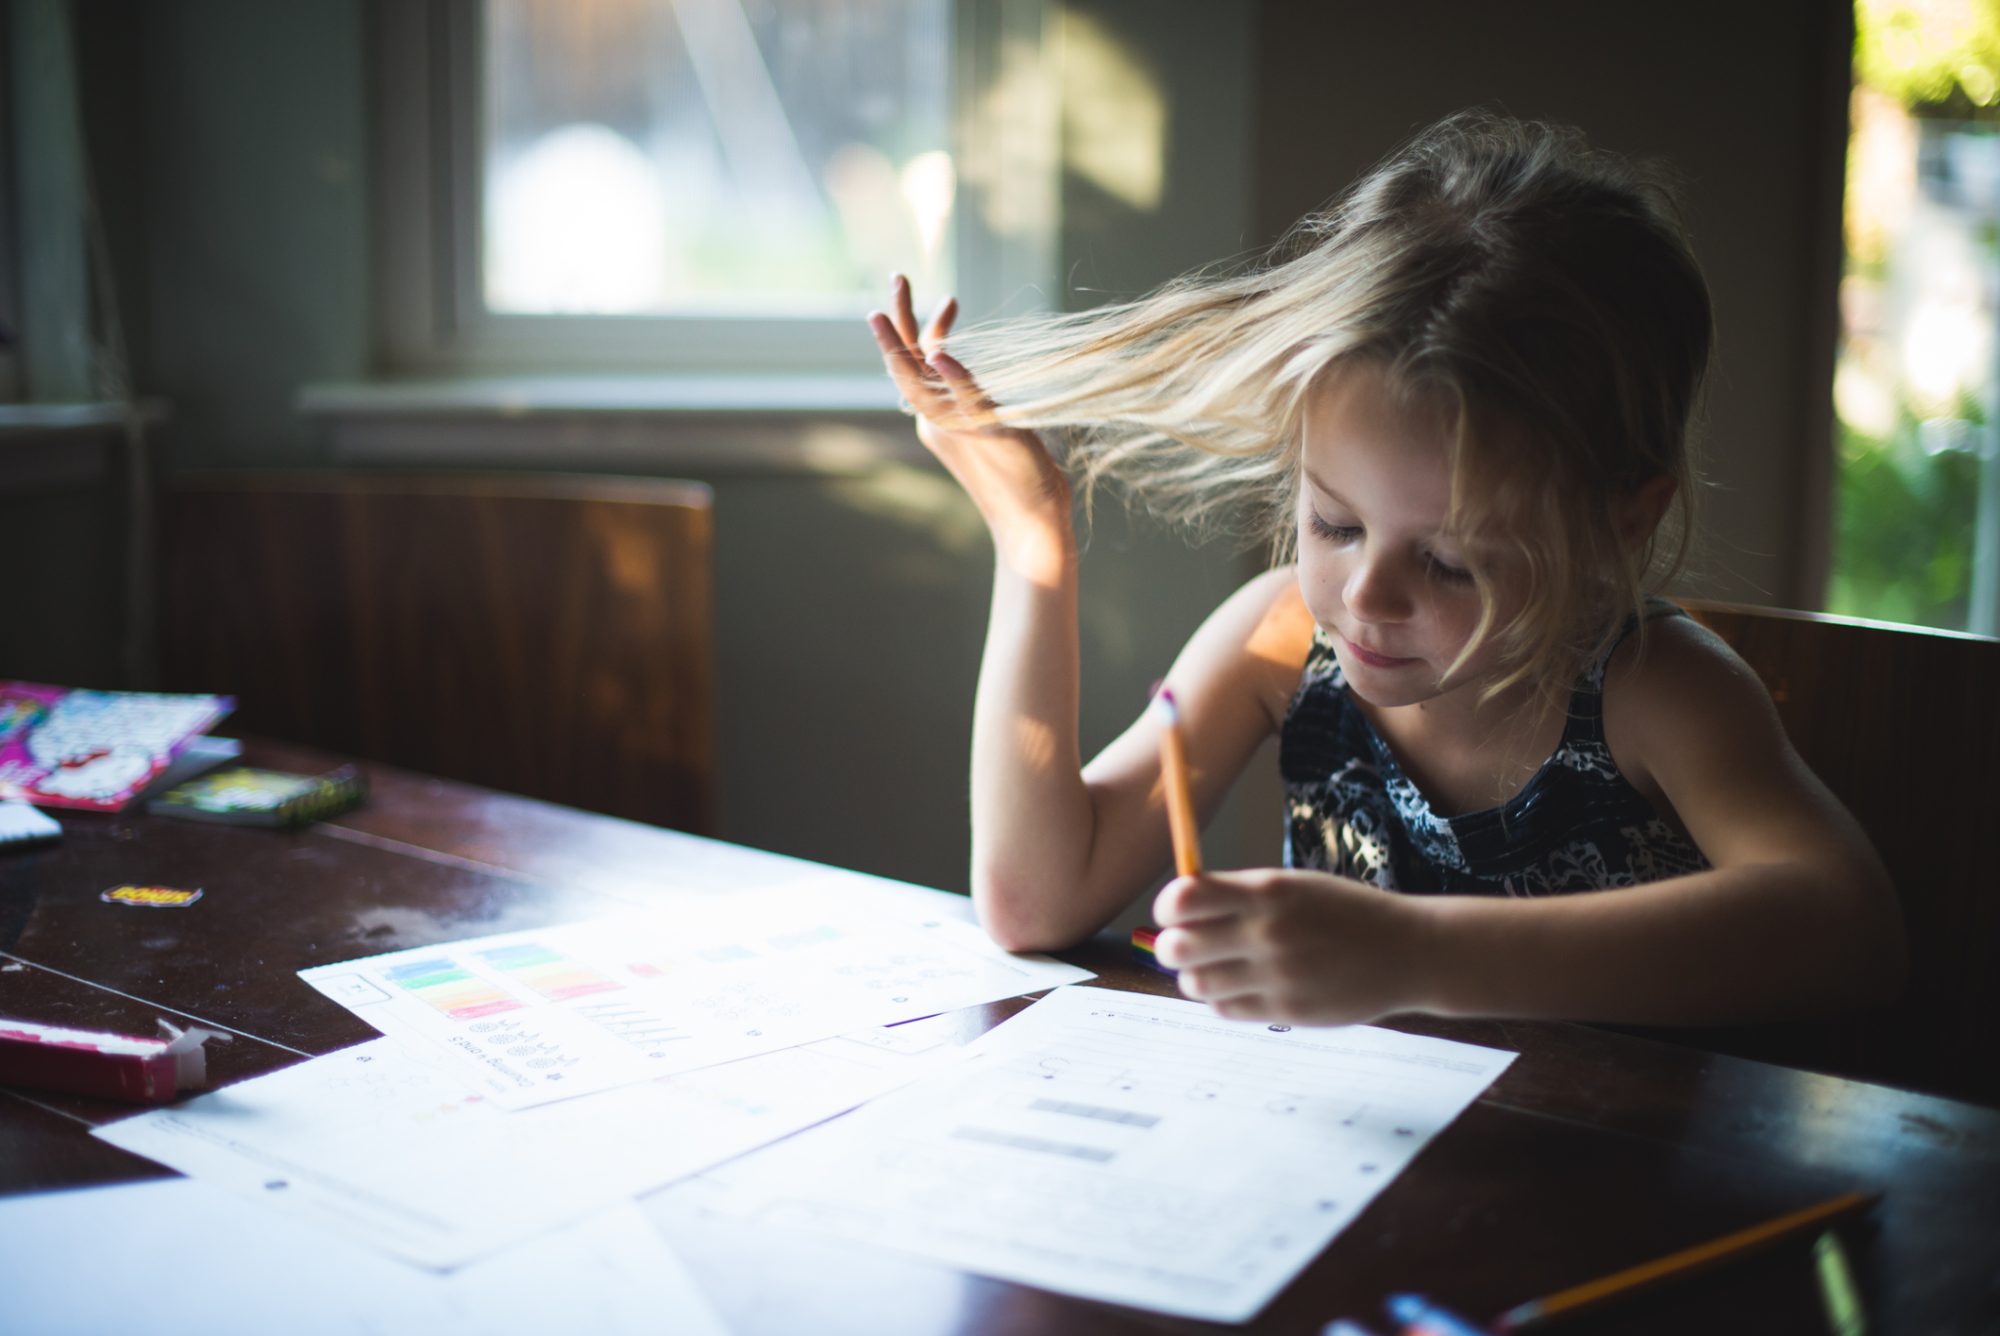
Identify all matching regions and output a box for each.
[482,0,953,318]
[1836,2,2000,634]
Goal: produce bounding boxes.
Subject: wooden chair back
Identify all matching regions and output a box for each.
[158,472,714,834]
[1680,600,2000,1106]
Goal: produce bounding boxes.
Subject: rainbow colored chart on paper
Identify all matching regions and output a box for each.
[299,884,1097,1109]
[385,957,521,1021]
[477,942,621,1001]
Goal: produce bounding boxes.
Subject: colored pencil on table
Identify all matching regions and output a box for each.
[1491,1188,1880,1331]
[1152,686,1203,877]
[1130,925,1171,973]
[1815,1228,1868,1336]
[1388,1292,1490,1335]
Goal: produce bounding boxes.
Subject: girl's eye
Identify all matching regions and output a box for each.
[1308,513,1360,542]
[1427,555,1475,585]
[1308,509,1474,584]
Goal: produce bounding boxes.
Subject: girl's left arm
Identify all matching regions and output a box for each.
[1419,618,1905,1024]
[1155,618,1909,1026]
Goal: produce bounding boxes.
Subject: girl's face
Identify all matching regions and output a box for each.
[1294,363,1522,711]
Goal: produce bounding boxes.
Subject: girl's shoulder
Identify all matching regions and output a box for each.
[1602,607,1759,701]
[1196,566,1317,727]
[1600,608,1783,803]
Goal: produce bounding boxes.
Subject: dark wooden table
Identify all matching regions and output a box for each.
[4,741,1997,1335]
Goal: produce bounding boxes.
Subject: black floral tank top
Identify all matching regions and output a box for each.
[1280,602,1708,896]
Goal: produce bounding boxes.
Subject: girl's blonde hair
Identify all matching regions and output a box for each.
[952,110,1713,702]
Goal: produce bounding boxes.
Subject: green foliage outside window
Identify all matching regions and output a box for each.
[1855,0,2000,109]
[1832,2,2000,630]
[1830,416,1980,628]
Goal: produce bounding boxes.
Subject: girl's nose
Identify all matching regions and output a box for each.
[1344,551,1414,623]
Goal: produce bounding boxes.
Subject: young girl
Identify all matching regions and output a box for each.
[867,111,1905,1029]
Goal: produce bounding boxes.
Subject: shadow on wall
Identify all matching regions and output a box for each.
[707,456,1267,903]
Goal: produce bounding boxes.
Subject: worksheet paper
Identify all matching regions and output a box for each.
[667,986,1518,1324]
[0,1180,727,1336]
[297,881,1089,1108]
[95,1018,962,1269]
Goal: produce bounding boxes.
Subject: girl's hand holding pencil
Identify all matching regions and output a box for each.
[1149,689,1433,1027]
[867,276,1074,585]
[1151,866,1435,1026]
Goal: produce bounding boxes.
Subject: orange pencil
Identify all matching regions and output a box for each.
[1153,687,1203,877]
[1492,1188,1880,1331]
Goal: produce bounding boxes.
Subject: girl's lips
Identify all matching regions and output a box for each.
[1341,636,1419,669]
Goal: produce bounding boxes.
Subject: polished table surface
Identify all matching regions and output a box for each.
[3,740,1998,1335]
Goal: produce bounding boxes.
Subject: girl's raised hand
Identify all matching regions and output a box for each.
[869,275,1074,583]
[1151,870,1438,1026]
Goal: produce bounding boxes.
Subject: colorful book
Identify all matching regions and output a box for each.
[0,682,234,812]
[147,765,367,828]
[135,734,242,799]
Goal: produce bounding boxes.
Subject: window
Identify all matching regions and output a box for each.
[1834,1,2000,633]
[372,0,1054,380]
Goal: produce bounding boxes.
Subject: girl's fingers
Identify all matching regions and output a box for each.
[1152,920,1251,971]
[925,351,999,422]
[925,348,974,385]
[867,310,923,377]
[868,312,949,412]
[919,295,958,357]
[1177,959,1261,1004]
[866,310,912,364]
[889,273,923,349]
[1153,874,1253,927]
[922,353,1003,431]
[874,287,996,432]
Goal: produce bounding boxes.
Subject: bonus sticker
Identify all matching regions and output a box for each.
[100,885,204,908]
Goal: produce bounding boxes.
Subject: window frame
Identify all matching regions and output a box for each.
[369,0,1054,380]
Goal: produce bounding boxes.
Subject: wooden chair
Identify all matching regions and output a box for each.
[1659,600,2000,1106]
[157,472,714,834]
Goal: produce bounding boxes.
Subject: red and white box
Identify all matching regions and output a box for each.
[0,1018,229,1103]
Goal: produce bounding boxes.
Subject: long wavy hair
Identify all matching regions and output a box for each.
[949,110,1713,702]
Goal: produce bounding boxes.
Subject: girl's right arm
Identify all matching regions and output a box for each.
[871,279,1306,951]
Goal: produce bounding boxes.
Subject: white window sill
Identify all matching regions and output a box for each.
[297,374,908,417]
[297,375,929,475]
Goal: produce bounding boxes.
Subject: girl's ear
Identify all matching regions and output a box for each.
[1615,474,1677,549]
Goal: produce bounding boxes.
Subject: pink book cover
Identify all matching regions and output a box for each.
[0,681,234,812]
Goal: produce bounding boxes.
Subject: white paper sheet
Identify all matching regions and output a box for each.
[668,985,1517,1323]
[95,1016,961,1270]
[0,1179,727,1336]
[297,879,1090,1108]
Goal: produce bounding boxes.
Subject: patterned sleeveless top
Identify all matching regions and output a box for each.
[1280,602,1708,896]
